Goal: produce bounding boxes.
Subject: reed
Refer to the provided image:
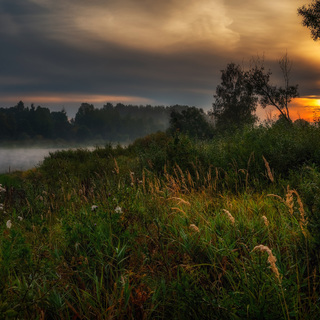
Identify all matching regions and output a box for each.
[1,125,320,319]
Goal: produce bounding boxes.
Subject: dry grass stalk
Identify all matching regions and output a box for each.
[268,188,308,236]
[130,171,135,186]
[292,189,308,236]
[153,177,161,194]
[176,165,189,192]
[248,151,254,168]
[252,245,281,282]
[165,173,181,195]
[147,159,153,169]
[176,164,184,179]
[313,267,317,297]
[148,181,154,194]
[171,207,187,216]
[189,224,200,233]
[285,186,294,215]
[191,162,200,181]
[142,170,146,194]
[267,194,284,202]
[187,171,195,189]
[268,188,295,215]
[213,167,219,191]
[168,197,191,206]
[222,209,235,225]
[113,158,120,174]
[207,167,212,184]
[262,156,274,182]
[262,215,269,227]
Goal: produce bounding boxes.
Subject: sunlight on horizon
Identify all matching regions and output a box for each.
[0,94,153,105]
[289,97,320,121]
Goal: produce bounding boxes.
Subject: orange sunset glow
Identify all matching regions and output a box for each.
[290,97,320,121]
[1,0,320,118]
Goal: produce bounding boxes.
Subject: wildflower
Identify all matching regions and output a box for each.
[18,216,23,221]
[189,224,200,233]
[0,184,5,193]
[115,206,122,214]
[6,220,12,229]
[91,205,98,211]
[222,209,235,225]
[0,204,3,211]
[252,245,281,281]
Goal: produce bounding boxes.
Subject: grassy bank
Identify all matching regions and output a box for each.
[0,122,320,319]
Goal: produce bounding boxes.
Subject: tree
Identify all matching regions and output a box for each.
[298,1,320,40]
[169,106,213,139]
[212,63,258,131]
[51,109,72,139]
[74,103,95,126]
[248,54,299,123]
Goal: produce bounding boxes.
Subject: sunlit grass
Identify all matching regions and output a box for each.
[1,125,320,318]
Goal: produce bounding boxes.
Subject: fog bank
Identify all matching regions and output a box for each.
[0,147,67,173]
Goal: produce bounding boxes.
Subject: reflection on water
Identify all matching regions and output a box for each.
[0,147,89,173]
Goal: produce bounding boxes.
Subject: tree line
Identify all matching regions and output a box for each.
[0,101,190,143]
[0,52,307,144]
[1,0,317,144]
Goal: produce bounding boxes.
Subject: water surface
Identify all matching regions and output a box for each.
[0,147,73,173]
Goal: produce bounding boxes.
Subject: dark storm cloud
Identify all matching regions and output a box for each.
[0,0,319,116]
[0,0,227,108]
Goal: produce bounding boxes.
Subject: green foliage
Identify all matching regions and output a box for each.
[168,107,213,139]
[213,55,299,130]
[212,63,258,132]
[0,102,192,144]
[1,122,320,318]
[0,102,72,141]
[293,165,320,248]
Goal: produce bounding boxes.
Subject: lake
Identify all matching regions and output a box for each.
[0,147,89,173]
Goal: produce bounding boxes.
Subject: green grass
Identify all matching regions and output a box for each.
[0,123,320,319]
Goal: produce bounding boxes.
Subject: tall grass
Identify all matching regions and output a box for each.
[0,123,320,318]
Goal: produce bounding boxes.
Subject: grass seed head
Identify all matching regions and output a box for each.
[292,189,308,236]
[252,245,281,282]
[262,215,269,227]
[222,209,235,225]
[263,156,274,182]
[189,224,200,233]
[285,187,294,215]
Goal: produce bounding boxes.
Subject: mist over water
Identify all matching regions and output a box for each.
[0,147,70,173]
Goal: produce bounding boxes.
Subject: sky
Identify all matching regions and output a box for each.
[1,0,320,120]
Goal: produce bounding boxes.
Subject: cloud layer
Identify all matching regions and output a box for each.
[1,0,320,118]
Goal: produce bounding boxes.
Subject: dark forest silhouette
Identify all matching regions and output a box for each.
[0,101,191,143]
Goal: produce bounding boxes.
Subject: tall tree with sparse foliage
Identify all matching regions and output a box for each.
[248,54,299,123]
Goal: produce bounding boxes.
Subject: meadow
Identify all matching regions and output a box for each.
[0,121,320,319]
